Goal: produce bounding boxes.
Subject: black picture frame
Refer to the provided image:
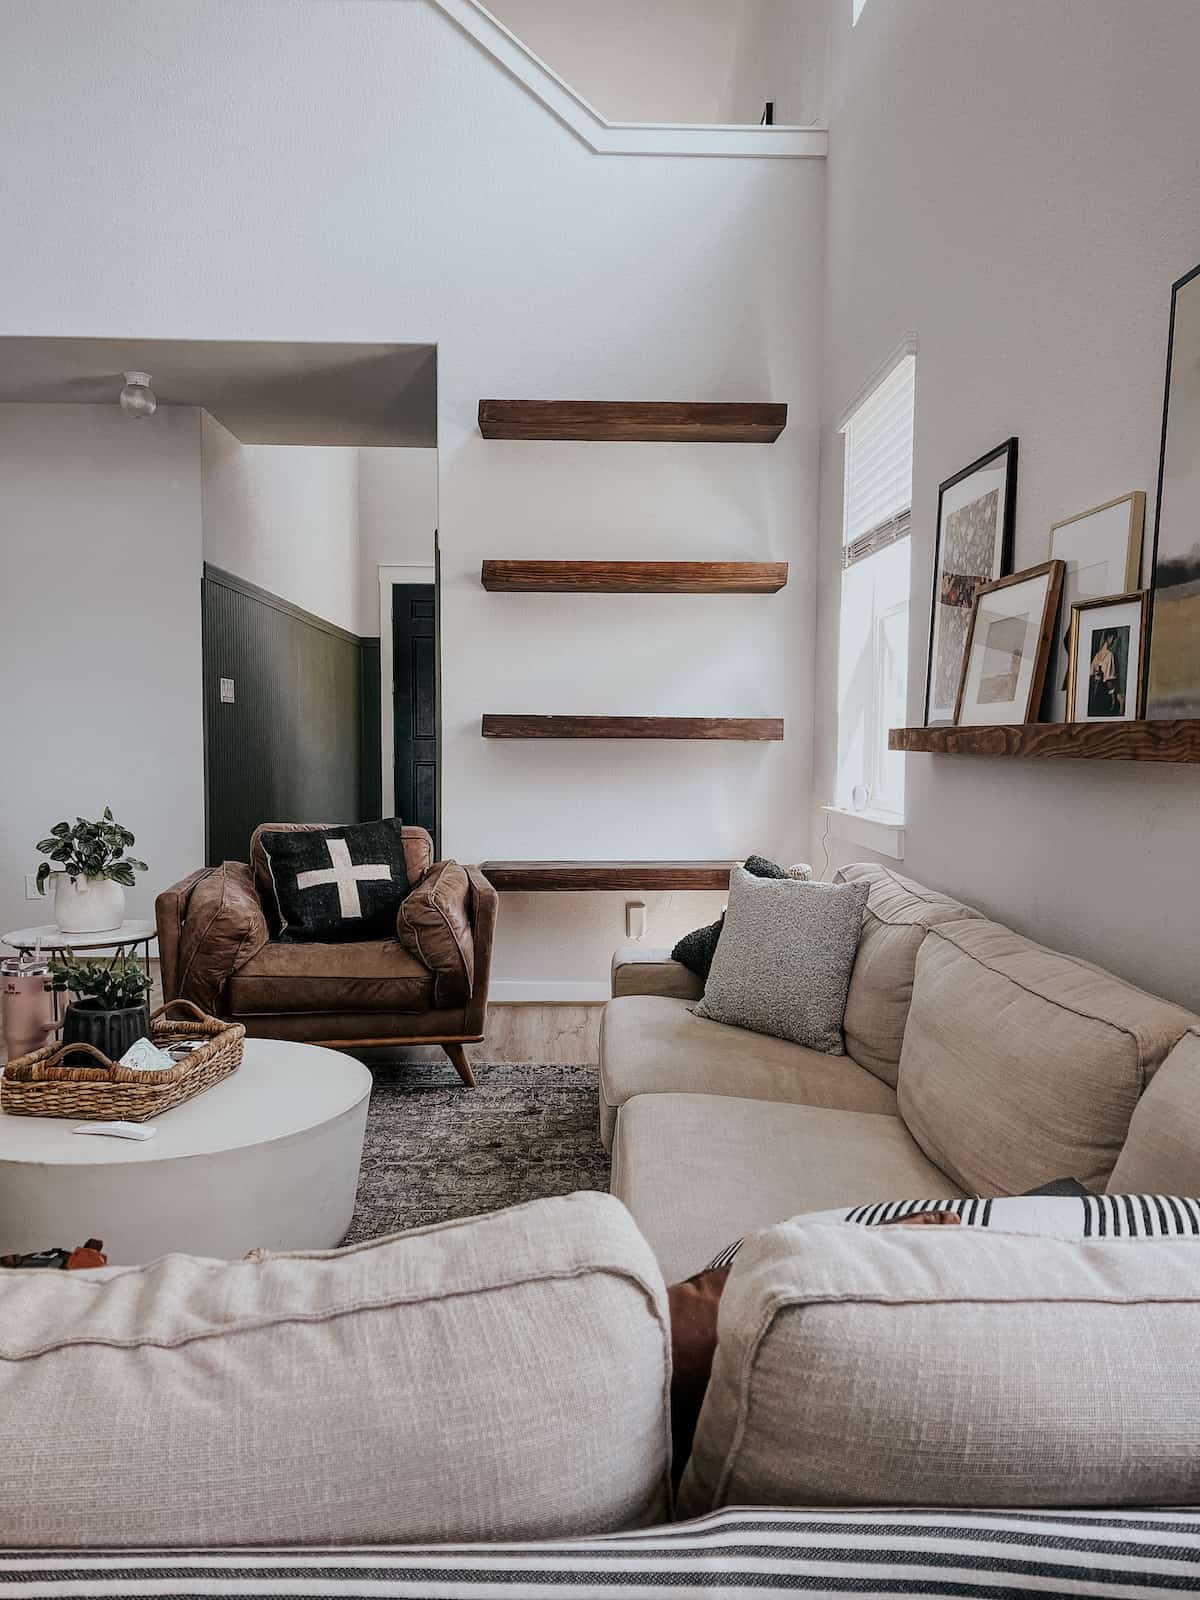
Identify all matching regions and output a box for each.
[923,436,1018,725]
[1145,258,1200,720]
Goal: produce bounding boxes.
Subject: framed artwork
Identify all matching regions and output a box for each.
[924,438,1018,724]
[955,559,1065,726]
[1067,591,1149,723]
[1045,492,1144,721]
[1147,260,1200,718]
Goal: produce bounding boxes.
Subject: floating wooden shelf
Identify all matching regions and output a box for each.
[482,715,784,741]
[480,560,788,594]
[480,860,738,892]
[477,400,787,444]
[889,720,1200,764]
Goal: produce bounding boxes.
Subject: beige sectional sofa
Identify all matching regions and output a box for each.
[604,862,1199,1282]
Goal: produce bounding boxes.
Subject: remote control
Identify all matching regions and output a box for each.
[71,1122,157,1141]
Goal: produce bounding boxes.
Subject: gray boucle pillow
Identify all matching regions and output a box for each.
[693,869,868,1054]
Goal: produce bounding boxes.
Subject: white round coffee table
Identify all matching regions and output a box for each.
[0,1039,371,1264]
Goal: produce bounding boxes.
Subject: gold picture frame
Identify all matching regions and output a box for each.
[1046,491,1144,721]
[1066,590,1149,723]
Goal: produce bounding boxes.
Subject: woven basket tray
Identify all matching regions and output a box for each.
[1,1000,245,1123]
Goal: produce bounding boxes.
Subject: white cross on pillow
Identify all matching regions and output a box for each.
[295,837,392,919]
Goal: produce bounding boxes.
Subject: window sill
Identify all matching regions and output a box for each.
[822,805,906,861]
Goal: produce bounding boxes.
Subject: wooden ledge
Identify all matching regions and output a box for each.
[478,400,787,443]
[482,715,784,741]
[480,560,788,593]
[480,861,737,891]
[889,720,1200,763]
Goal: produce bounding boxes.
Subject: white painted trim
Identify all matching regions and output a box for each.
[821,804,906,861]
[379,563,436,819]
[490,980,610,1003]
[837,333,919,433]
[426,0,828,159]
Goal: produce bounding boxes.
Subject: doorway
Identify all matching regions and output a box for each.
[384,571,438,850]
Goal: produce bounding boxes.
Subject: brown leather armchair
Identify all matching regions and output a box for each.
[155,824,497,1086]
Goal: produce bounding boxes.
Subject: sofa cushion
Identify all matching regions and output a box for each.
[396,859,474,1007]
[835,862,981,1086]
[1108,1028,1200,1195]
[226,937,434,1015]
[898,919,1197,1194]
[0,1193,670,1548]
[176,861,270,1012]
[670,854,792,980]
[251,821,434,935]
[598,996,898,1151]
[610,1092,961,1283]
[679,1219,1200,1516]
[257,819,412,942]
[694,870,868,1053]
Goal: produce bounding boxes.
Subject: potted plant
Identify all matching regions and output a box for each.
[50,955,154,1064]
[35,808,147,933]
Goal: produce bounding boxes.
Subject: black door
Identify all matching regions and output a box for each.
[392,584,438,848]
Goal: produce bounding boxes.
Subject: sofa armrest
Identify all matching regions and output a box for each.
[154,867,215,1003]
[463,866,498,1036]
[397,860,477,1008]
[611,945,704,1002]
[169,862,270,1014]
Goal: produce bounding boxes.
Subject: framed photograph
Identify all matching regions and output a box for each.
[1147,260,1200,718]
[955,559,1065,726]
[1045,492,1144,721]
[1067,591,1149,722]
[924,437,1018,725]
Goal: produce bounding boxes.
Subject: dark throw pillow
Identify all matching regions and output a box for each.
[671,854,792,981]
[259,819,412,942]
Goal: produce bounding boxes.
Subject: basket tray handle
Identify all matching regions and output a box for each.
[150,998,213,1024]
[37,1041,117,1074]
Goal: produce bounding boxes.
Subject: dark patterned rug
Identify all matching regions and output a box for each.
[343,1061,611,1244]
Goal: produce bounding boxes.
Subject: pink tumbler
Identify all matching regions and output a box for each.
[2,955,55,1062]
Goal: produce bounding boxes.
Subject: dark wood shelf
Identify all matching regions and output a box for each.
[889,720,1200,764]
[480,560,788,594]
[478,400,787,443]
[480,860,737,892]
[482,715,784,741]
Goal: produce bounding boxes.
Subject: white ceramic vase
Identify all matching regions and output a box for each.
[53,874,126,934]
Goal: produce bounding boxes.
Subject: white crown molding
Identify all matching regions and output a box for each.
[427,0,828,159]
[837,333,919,433]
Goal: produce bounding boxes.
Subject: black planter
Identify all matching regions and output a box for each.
[62,1000,150,1065]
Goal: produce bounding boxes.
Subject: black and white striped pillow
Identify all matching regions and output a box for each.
[705,1192,1200,1271]
[5,1506,1200,1597]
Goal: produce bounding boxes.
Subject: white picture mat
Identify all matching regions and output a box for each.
[928,461,1010,724]
[1071,599,1145,722]
[958,572,1052,725]
[1148,270,1200,717]
[1047,495,1142,721]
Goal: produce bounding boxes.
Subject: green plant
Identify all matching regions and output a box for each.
[48,956,153,1011]
[35,807,147,893]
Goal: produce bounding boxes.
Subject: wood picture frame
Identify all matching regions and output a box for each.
[1066,590,1150,722]
[1045,491,1145,721]
[954,559,1065,726]
[924,437,1018,725]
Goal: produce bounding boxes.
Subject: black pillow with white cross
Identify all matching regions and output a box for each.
[260,820,412,942]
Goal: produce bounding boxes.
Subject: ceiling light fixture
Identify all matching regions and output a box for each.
[119,371,157,418]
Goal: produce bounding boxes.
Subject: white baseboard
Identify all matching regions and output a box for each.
[489,981,609,1004]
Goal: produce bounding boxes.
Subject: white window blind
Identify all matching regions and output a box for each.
[841,354,915,551]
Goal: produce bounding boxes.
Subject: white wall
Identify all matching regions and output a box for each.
[0,0,823,993]
[487,0,749,124]
[489,0,829,127]
[358,448,438,636]
[200,413,361,633]
[0,404,204,935]
[811,0,1200,1010]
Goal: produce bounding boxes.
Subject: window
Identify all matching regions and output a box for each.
[834,351,915,821]
[852,0,868,23]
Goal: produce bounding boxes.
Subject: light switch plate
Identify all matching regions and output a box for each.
[24,873,45,901]
[219,677,235,704]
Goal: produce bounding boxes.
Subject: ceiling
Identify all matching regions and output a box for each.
[0,337,437,446]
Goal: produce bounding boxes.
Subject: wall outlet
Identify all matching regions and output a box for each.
[625,901,647,941]
[24,873,46,901]
[219,677,236,704]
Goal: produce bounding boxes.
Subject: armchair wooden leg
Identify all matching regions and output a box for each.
[443,1042,476,1088]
